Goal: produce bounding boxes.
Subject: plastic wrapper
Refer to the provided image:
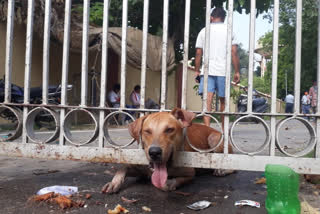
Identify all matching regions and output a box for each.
[235,200,260,208]
[187,200,211,210]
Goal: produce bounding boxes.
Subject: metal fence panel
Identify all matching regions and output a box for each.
[0,0,319,175]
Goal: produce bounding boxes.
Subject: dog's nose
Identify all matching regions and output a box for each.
[148,147,162,160]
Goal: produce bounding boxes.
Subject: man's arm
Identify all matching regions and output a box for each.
[195,48,203,82]
[231,45,240,84]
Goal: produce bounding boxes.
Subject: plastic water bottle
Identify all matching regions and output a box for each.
[265,164,300,214]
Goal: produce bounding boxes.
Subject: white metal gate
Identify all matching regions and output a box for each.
[1,0,320,174]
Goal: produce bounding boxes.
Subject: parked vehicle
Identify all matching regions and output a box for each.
[0,78,72,127]
[237,88,269,121]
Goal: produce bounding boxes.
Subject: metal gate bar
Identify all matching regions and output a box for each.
[81,0,90,107]
[247,0,256,114]
[317,0,320,158]
[181,0,190,110]
[1,142,320,174]
[98,0,110,148]
[22,0,34,144]
[4,0,14,103]
[160,0,169,110]
[270,0,279,156]
[42,0,51,105]
[120,0,128,109]
[59,0,72,146]
[140,0,149,111]
[223,0,234,154]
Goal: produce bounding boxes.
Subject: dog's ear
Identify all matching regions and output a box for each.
[171,108,196,127]
[128,115,148,142]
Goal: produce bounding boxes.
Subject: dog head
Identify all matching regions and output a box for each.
[128,108,195,189]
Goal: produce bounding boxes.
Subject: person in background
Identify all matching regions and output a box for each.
[130,85,141,108]
[194,7,240,127]
[309,80,318,114]
[108,83,120,108]
[284,92,294,113]
[129,84,159,110]
[301,91,311,120]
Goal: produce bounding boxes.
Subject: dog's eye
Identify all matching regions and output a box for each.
[165,127,175,134]
[144,129,152,135]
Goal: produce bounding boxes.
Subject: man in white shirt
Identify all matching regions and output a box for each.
[284,92,294,113]
[195,7,240,126]
[108,83,120,108]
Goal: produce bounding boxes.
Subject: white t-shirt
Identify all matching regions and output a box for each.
[108,90,120,107]
[301,95,310,105]
[285,94,294,104]
[195,22,238,76]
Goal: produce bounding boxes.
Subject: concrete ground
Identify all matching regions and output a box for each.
[0,119,320,213]
[0,156,319,214]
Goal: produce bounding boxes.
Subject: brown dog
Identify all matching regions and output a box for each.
[101,108,233,193]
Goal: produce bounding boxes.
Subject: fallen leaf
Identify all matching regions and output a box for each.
[174,191,192,196]
[121,196,139,203]
[142,206,151,212]
[255,177,266,184]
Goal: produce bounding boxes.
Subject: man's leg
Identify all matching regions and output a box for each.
[285,103,289,113]
[216,76,226,130]
[203,92,214,126]
[219,97,225,129]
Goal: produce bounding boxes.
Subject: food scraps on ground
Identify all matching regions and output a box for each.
[31,192,55,202]
[142,206,151,212]
[255,177,266,184]
[107,204,129,214]
[29,192,85,210]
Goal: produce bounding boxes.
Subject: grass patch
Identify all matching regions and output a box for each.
[303,150,315,158]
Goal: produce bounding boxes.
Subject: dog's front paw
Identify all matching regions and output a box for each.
[213,169,234,177]
[160,179,177,191]
[101,181,122,194]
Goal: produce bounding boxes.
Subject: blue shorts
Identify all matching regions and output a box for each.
[198,76,226,97]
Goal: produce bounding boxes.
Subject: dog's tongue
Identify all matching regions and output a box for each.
[151,163,168,189]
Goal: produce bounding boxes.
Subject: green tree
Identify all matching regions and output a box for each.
[259,0,318,99]
[73,0,272,62]
[238,43,249,79]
